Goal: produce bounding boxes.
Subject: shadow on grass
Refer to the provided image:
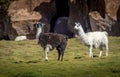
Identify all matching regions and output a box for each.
[13,59,42,64]
[13,71,43,77]
[74,54,98,60]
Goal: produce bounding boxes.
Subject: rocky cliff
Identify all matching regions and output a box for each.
[0,0,120,40]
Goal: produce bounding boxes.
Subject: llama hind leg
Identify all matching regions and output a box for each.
[89,46,93,58]
[99,46,103,57]
[58,50,64,61]
[61,50,64,61]
[57,45,65,61]
[57,46,61,61]
[61,44,66,61]
[57,50,61,61]
[106,44,109,56]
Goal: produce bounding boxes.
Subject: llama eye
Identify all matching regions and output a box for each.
[37,24,39,28]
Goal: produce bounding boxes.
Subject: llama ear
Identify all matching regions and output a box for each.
[75,22,78,25]
[42,23,45,25]
[75,22,77,25]
[78,23,82,26]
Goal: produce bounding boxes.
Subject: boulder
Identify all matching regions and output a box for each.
[7,0,55,40]
[54,17,73,37]
[88,0,120,35]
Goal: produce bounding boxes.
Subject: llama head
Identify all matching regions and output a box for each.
[74,22,82,30]
[36,22,44,29]
[36,22,45,39]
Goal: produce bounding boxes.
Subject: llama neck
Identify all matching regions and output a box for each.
[36,28,42,39]
[77,27,87,43]
[78,27,86,38]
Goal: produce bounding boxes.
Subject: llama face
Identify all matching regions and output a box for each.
[36,22,45,39]
[74,22,82,30]
[36,22,44,28]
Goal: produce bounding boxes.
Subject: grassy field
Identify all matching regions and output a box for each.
[0,37,120,77]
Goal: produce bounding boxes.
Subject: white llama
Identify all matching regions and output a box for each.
[74,22,109,58]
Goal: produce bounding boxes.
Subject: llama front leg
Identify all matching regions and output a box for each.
[57,46,61,61]
[44,47,49,61]
[89,46,93,58]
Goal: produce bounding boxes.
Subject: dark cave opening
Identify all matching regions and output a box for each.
[50,0,70,32]
[87,0,106,18]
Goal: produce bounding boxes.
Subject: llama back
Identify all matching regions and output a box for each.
[86,31,108,38]
[38,33,68,49]
[86,31,108,48]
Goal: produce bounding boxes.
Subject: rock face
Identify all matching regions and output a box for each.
[0,0,120,40]
[68,0,120,36]
[105,0,120,36]
[0,21,5,40]
[7,0,44,40]
[7,0,54,40]
[0,14,10,40]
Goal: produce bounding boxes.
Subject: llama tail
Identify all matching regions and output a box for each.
[65,35,68,41]
[103,31,108,36]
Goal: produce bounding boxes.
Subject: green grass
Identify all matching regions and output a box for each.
[0,37,120,77]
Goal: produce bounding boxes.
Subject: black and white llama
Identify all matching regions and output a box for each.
[36,22,68,61]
